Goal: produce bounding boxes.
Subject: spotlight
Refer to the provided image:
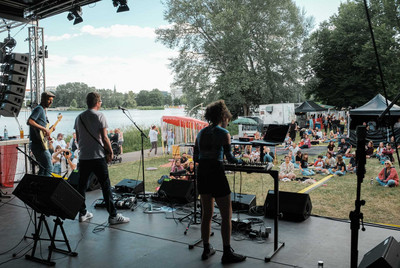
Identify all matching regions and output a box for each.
[112,0,129,13]
[66,6,83,25]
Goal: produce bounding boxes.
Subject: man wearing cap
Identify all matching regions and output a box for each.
[27,91,55,176]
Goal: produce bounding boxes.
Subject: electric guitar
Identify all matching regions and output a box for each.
[39,113,62,150]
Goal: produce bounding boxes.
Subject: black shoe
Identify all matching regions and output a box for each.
[221,247,246,264]
[201,245,216,260]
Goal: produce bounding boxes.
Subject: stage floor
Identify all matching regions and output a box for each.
[0,187,399,268]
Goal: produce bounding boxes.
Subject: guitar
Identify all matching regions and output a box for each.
[39,113,62,150]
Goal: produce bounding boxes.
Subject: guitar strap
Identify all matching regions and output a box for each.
[78,114,106,153]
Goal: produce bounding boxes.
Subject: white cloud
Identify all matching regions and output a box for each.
[80,24,156,38]
[45,33,81,42]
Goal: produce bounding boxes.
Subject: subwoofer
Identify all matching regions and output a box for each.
[264,190,312,222]
[157,179,195,204]
[359,236,400,268]
[115,179,144,194]
[13,174,84,220]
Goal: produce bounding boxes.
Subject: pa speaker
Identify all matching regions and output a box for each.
[264,190,312,222]
[13,174,84,220]
[359,236,400,268]
[0,102,21,116]
[231,192,256,211]
[115,179,144,194]
[158,179,195,204]
[67,171,101,191]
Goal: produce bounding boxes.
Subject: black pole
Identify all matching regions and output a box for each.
[349,125,367,267]
[119,109,148,201]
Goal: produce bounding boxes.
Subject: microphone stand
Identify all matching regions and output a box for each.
[119,108,149,201]
[349,125,366,268]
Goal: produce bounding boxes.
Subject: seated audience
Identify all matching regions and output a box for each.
[365,140,374,159]
[382,143,395,163]
[329,154,346,176]
[327,141,336,156]
[337,138,352,156]
[279,155,296,181]
[375,160,399,187]
[186,161,195,180]
[250,147,261,162]
[180,152,190,168]
[314,155,325,174]
[347,153,357,173]
[170,159,185,179]
[300,153,315,176]
[53,133,67,149]
[300,134,311,149]
[322,152,336,174]
[294,150,303,168]
[375,142,385,160]
[232,144,242,159]
[263,147,274,163]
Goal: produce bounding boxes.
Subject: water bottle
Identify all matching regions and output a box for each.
[318,260,324,267]
[4,125,8,140]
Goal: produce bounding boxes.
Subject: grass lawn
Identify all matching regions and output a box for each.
[109,152,400,226]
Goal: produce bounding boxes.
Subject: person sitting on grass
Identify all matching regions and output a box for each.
[337,138,352,157]
[375,160,399,187]
[170,158,185,179]
[322,152,336,174]
[375,142,385,161]
[382,143,395,163]
[327,140,336,156]
[279,155,296,181]
[294,150,303,168]
[263,147,274,163]
[300,134,311,149]
[300,153,315,176]
[347,152,357,173]
[314,155,325,174]
[365,140,374,159]
[329,154,346,176]
[186,161,195,180]
[232,144,242,159]
[180,152,191,168]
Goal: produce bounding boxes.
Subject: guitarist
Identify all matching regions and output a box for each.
[27,91,56,176]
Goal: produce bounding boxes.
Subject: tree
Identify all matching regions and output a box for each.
[156,0,311,116]
[70,99,78,108]
[304,0,400,108]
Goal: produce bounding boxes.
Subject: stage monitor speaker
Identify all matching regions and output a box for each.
[13,174,84,220]
[115,179,144,194]
[231,192,256,211]
[264,190,312,222]
[67,171,101,191]
[359,236,400,268]
[157,179,195,204]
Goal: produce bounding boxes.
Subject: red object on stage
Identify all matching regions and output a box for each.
[0,144,18,187]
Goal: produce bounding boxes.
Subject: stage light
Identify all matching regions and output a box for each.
[112,0,129,13]
[66,6,83,25]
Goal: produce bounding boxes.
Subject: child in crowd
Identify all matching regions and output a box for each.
[329,154,346,176]
[294,150,303,168]
[327,140,336,156]
[314,155,325,174]
[322,152,336,174]
[375,142,385,161]
[300,153,315,176]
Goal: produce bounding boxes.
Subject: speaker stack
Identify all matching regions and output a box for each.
[0,53,29,117]
[264,190,312,222]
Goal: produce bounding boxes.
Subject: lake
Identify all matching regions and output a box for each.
[1,108,186,137]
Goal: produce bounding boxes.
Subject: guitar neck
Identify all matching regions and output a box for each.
[49,118,62,133]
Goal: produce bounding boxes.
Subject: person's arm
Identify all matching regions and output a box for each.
[28,118,51,137]
[65,151,77,170]
[101,128,113,163]
[223,133,240,164]
[378,168,385,181]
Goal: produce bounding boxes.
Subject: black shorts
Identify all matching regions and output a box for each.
[197,159,230,198]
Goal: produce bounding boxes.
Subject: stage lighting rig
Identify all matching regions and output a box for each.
[113,0,130,13]
[67,6,83,25]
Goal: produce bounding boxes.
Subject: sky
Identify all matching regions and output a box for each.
[6,0,344,94]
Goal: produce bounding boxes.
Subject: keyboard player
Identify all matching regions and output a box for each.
[194,100,246,264]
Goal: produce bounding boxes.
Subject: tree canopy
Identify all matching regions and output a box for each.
[304,0,400,108]
[156,0,312,116]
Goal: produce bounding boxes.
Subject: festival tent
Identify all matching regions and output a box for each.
[160,116,208,155]
[349,94,400,146]
[294,101,327,115]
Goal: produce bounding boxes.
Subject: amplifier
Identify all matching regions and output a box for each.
[231,192,256,211]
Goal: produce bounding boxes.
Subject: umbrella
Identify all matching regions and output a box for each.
[232,117,258,125]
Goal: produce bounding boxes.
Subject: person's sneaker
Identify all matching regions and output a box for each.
[221,247,246,264]
[201,245,216,260]
[79,211,93,222]
[109,213,130,225]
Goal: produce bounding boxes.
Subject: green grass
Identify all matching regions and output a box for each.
[109,153,400,226]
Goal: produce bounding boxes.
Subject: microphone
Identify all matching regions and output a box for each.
[118,106,128,111]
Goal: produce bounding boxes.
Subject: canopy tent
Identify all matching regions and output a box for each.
[160,116,208,155]
[349,94,400,146]
[295,101,328,115]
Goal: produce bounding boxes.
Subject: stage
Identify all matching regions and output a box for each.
[0,187,399,267]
